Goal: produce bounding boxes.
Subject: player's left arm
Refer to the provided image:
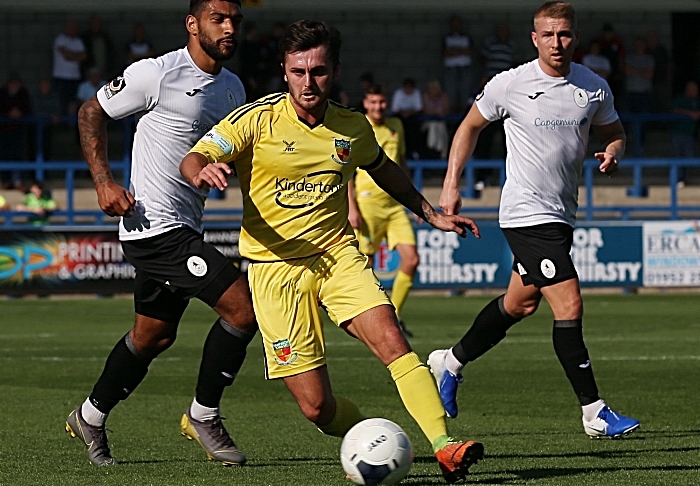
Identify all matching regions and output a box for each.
[592,119,626,177]
[180,152,233,191]
[366,159,479,239]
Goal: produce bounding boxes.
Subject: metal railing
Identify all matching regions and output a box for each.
[1,113,699,228]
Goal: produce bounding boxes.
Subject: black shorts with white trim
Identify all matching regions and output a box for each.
[502,222,577,288]
[121,227,242,322]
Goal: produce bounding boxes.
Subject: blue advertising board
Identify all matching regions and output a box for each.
[374,221,644,289]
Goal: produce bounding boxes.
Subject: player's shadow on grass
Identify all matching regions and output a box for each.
[491,445,700,461]
[469,464,700,483]
[116,459,172,465]
[246,457,338,467]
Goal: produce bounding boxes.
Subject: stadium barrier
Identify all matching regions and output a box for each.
[3,220,699,295]
[2,113,700,294]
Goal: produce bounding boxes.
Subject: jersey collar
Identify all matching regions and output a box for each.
[283,93,328,130]
[183,46,217,80]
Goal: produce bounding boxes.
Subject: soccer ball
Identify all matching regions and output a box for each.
[340,418,414,486]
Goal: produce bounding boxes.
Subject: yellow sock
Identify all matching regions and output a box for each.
[388,352,448,446]
[391,270,414,317]
[317,395,365,437]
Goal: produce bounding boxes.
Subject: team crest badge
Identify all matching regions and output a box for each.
[331,138,352,165]
[573,88,589,108]
[272,339,299,365]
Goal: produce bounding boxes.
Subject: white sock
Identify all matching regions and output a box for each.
[190,398,219,422]
[582,399,606,422]
[81,398,107,427]
[445,348,465,376]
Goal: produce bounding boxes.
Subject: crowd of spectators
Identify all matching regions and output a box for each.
[1,15,699,191]
[0,17,158,189]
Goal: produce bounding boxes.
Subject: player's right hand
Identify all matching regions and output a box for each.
[193,163,233,191]
[439,185,462,216]
[96,180,136,217]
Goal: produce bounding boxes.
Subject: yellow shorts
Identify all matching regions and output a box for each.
[355,201,416,255]
[247,240,392,379]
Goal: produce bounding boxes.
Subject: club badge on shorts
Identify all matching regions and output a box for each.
[540,258,556,279]
[272,338,299,365]
[187,256,208,277]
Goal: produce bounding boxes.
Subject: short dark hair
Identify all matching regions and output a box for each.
[364,84,385,97]
[189,0,241,18]
[533,1,576,30]
[279,20,341,68]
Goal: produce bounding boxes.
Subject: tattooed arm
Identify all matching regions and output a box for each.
[367,158,480,239]
[78,96,135,216]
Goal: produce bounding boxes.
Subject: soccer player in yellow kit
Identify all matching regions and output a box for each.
[348,84,419,336]
[181,20,483,482]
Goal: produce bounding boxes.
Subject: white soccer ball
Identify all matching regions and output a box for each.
[340,418,414,486]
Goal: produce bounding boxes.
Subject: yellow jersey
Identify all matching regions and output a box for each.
[353,117,405,207]
[189,93,387,261]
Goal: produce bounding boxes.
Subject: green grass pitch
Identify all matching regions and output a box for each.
[0,293,698,485]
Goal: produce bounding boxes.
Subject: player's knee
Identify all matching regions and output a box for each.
[555,295,583,320]
[506,298,540,319]
[130,329,177,358]
[403,249,419,272]
[220,306,257,334]
[298,396,334,425]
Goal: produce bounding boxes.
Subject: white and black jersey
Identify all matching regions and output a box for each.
[97,47,246,241]
[475,60,618,228]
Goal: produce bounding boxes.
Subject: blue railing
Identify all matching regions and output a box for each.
[407,157,700,220]
[1,113,698,228]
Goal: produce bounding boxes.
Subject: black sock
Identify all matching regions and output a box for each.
[89,333,152,414]
[452,294,521,364]
[552,319,600,406]
[195,318,256,408]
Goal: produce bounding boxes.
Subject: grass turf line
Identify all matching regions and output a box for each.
[0,294,698,485]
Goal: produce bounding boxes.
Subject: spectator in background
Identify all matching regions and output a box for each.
[239,22,266,101]
[597,23,625,105]
[646,30,671,113]
[262,21,286,93]
[15,180,57,226]
[355,72,374,112]
[329,82,350,106]
[481,22,516,85]
[126,23,155,65]
[0,192,9,210]
[625,36,655,113]
[421,79,450,158]
[0,74,32,189]
[442,14,474,114]
[76,67,107,104]
[33,78,62,161]
[52,19,86,114]
[671,80,700,185]
[391,78,423,159]
[582,41,611,80]
[475,23,515,186]
[81,15,115,79]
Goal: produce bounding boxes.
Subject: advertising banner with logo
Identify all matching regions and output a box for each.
[0,228,134,295]
[643,221,700,286]
[0,228,246,295]
[0,221,683,295]
[375,221,644,289]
